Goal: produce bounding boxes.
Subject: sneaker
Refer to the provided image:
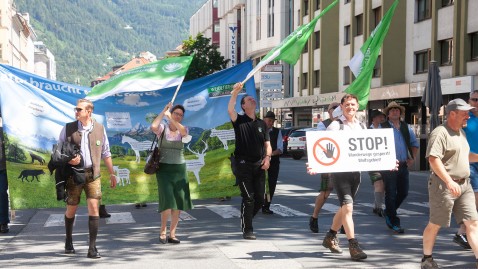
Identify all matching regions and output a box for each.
[243,232,256,240]
[391,224,405,234]
[453,233,471,250]
[322,232,343,253]
[385,214,393,229]
[421,256,439,269]
[0,223,9,234]
[348,238,367,261]
[309,217,319,233]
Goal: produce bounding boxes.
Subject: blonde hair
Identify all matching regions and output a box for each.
[77,99,94,111]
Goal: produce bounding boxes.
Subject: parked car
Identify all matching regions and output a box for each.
[287,127,316,160]
[281,127,302,155]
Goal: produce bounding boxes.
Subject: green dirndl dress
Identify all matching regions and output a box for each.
[155,132,193,212]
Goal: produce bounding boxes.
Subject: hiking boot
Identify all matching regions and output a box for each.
[322,232,342,253]
[348,238,367,261]
[64,237,75,254]
[309,217,319,233]
[421,256,439,269]
[453,233,471,250]
[99,205,111,218]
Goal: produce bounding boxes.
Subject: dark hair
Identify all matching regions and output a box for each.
[341,94,359,104]
[171,104,185,115]
[240,94,249,112]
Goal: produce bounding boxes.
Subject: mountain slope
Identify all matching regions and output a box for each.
[14,0,206,85]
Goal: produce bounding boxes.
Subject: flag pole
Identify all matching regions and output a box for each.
[170,79,185,104]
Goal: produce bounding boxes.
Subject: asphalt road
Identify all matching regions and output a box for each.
[0,157,476,268]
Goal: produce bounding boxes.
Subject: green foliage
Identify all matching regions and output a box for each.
[14,0,206,85]
[6,143,27,162]
[180,33,230,81]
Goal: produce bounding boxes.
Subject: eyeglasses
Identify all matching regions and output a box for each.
[172,112,184,117]
[74,107,84,112]
[470,98,478,102]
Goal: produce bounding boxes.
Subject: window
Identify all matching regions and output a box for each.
[314,70,320,87]
[373,56,381,78]
[213,0,218,8]
[297,10,301,26]
[343,67,351,85]
[355,14,363,36]
[256,0,261,40]
[344,0,351,4]
[417,0,431,22]
[440,39,453,65]
[302,72,308,89]
[441,0,454,7]
[314,0,321,11]
[415,49,430,74]
[373,7,382,29]
[214,22,220,33]
[267,0,275,37]
[471,32,478,60]
[304,0,309,16]
[344,25,350,45]
[314,31,320,49]
[303,40,309,53]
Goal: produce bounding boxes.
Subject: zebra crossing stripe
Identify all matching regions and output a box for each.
[106,212,135,224]
[206,205,241,218]
[270,204,308,217]
[408,202,429,207]
[179,211,196,221]
[44,214,71,227]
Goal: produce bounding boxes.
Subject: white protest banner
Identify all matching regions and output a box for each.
[306,129,396,173]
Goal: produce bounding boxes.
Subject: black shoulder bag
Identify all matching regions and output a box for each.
[144,129,165,175]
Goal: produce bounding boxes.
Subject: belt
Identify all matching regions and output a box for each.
[453,178,466,185]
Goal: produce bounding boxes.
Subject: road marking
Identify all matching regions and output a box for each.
[408,202,429,207]
[44,214,74,227]
[179,211,196,221]
[106,212,135,224]
[269,204,308,217]
[358,202,423,215]
[206,205,241,218]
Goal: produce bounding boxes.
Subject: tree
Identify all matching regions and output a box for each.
[180,33,230,81]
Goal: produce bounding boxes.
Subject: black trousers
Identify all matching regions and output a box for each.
[265,159,280,205]
[235,158,265,234]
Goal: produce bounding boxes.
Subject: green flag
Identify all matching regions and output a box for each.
[243,0,339,83]
[87,55,194,101]
[345,0,399,110]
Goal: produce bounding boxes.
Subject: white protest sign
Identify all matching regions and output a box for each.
[306,129,396,173]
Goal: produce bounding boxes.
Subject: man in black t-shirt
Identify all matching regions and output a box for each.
[228,82,272,240]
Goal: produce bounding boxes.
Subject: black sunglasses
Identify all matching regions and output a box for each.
[74,107,84,112]
[470,98,478,102]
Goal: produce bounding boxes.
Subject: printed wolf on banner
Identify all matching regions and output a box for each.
[0,60,255,209]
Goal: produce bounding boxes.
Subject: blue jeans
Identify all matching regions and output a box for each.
[0,169,9,224]
[470,162,478,192]
[382,163,409,225]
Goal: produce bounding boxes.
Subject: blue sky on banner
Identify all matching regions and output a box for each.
[0,61,255,151]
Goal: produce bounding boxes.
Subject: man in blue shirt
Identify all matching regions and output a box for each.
[380,102,419,234]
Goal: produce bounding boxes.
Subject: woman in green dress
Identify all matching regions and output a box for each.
[151,102,193,244]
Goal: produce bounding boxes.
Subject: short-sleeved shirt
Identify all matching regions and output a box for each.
[426,123,471,180]
[232,114,270,162]
[464,112,478,154]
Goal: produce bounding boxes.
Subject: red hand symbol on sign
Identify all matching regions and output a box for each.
[312,137,340,166]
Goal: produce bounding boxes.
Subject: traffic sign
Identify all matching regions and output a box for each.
[261,81,282,90]
[261,72,282,81]
[263,64,283,72]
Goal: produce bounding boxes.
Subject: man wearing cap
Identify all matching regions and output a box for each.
[262,111,283,214]
[228,83,272,240]
[451,90,478,250]
[309,102,340,233]
[421,98,478,269]
[380,101,418,233]
[368,110,386,217]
